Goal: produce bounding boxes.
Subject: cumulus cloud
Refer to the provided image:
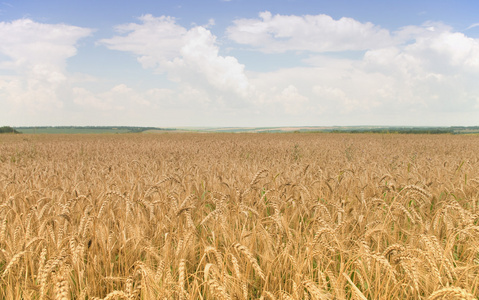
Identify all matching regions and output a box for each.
[73,85,137,111]
[227,11,393,53]
[100,15,250,96]
[68,83,234,126]
[94,13,478,125]
[99,15,186,69]
[4,13,478,127]
[362,24,479,111]
[237,20,479,125]
[312,85,356,112]
[276,85,309,115]
[0,19,92,67]
[226,12,479,122]
[0,19,93,111]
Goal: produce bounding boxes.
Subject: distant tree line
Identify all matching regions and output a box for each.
[330,128,451,134]
[328,127,479,134]
[0,126,19,134]
[14,126,176,133]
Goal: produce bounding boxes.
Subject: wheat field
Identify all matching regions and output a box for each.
[0,133,478,299]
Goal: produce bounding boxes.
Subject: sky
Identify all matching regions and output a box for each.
[1,0,479,127]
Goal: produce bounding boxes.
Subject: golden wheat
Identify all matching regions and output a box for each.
[0,133,478,299]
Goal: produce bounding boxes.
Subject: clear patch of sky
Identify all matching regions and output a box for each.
[1,0,224,30]
[2,0,477,30]
[0,52,16,76]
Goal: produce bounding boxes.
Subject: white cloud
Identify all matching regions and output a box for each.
[466,23,479,30]
[226,12,479,122]
[3,13,478,127]
[243,22,479,125]
[276,85,309,115]
[363,25,479,108]
[0,75,64,110]
[227,11,393,53]
[100,15,186,69]
[0,19,93,111]
[93,14,479,126]
[0,19,92,68]
[73,84,157,111]
[100,15,250,96]
[173,26,250,96]
[73,87,112,110]
[312,85,356,113]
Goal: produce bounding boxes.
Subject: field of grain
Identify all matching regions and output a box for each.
[1,133,478,299]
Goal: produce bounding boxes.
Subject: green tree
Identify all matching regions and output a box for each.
[0,126,20,134]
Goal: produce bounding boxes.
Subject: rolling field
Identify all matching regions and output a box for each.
[0,133,479,299]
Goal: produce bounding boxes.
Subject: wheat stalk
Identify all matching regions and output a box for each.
[233,243,266,280]
[427,286,476,300]
[1,250,26,279]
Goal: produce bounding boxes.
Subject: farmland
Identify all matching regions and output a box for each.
[0,133,478,299]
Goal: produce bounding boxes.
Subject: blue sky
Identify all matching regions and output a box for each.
[1,0,479,127]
